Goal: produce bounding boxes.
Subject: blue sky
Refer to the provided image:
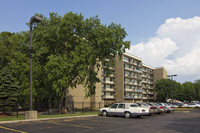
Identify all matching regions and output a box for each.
[1,0,200,43]
[1,0,200,83]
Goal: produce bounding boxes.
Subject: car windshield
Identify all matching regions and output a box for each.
[163,103,168,106]
[147,103,153,106]
[141,103,149,106]
[153,103,160,106]
[188,103,195,105]
[130,104,138,107]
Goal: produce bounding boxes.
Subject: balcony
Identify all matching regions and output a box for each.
[134,69,143,73]
[125,88,133,92]
[103,88,115,92]
[102,80,115,84]
[102,95,115,99]
[134,96,142,99]
[124,74,131,77]
[142,91,147,94]
[134,89,143,93]
[148,92,154,94]
[125,95,134,99]
[124,66,133,71]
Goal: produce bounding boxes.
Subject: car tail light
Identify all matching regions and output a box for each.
[160,106,163,109]
[150,107,154,109]
[170,106,174,108]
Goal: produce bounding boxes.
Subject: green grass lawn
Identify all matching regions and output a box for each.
[0,115,25,121]
[0,111,98,121]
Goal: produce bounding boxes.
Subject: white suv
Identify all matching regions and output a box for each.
[99,103,149,118]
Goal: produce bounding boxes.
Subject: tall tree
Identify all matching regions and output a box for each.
[0,32,30,108]
[155,78,183,102]
[32,12,130,111]
[0,67,19,113]
[193,80,200,101]
[155,79,172,102]
[182,82,194,102]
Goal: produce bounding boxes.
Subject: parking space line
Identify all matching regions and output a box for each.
[44,121,94,129]
[81,118,123,124]
[0,126,27,133]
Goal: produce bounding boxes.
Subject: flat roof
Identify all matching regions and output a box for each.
[123,52,142,61]
[142,64,154,69]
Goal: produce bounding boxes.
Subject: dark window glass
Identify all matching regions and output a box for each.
[118,104,125,109]
[110,104,118,108]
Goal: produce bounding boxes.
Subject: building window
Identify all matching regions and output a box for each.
[123,56,129,62]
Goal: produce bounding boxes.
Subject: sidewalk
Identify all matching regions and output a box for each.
[0,114,98,124]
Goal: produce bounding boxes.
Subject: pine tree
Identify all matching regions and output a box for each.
[0,67,19,113]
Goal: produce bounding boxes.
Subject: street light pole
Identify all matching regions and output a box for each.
[167,74,177,103]
[29,15,42,111]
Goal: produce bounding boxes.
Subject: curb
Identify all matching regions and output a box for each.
[175,111,190,113]
[0,114,98,124]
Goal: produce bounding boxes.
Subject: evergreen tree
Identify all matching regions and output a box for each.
[0,67,19,113]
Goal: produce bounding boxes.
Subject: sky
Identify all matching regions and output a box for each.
[1,0,200,83]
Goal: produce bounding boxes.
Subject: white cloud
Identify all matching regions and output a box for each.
[127,16,200,82]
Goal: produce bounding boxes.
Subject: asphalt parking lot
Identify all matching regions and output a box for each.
[0,110,200,133]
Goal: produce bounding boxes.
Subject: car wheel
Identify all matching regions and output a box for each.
[124,112,131,118]
[102,111,107,116]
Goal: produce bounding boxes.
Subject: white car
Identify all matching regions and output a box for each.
[182,104,188,107]
[187,103,200,108]
[99,103,149,118]
[187,103,197,107]
[195,102,200,107]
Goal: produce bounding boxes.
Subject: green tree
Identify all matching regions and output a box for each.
[155,79,172,102]
[182,82,194,102]
[0,32,30,108]
[173,82,183,101]
[194,80,200,101]
[31,12,130,111]
[0,67,19,113]
[155,78,182,102]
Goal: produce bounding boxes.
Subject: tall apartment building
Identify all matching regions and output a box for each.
[102,53,154,104]
[66,53,167,108]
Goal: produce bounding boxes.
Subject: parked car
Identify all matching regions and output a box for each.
[187,103,200,108]
[195,102,200,107]
[164,103,175,111]
[99,103,149,118]
[172,102,182,107]
[137,103,158,115]
[182,103,188,107]
[156,103,169,113]
[146,103,163,114]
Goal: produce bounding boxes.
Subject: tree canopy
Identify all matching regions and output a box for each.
[0,12,130,111]
[155,79,200,102]
[0,67,19,113]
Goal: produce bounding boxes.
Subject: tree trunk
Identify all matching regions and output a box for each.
[58,87,67,114]
[48,97,51,115]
